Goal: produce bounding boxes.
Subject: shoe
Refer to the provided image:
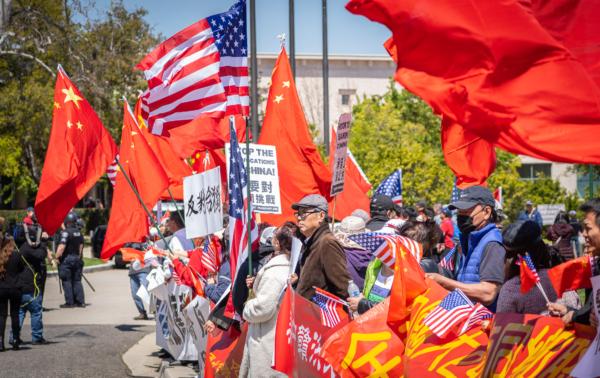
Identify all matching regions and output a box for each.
[0,338,4,352]
[75,303,86,308]
[10,338,20,350]
[60,304,74,308]
[32,338,49,345]
[134,313,149,320]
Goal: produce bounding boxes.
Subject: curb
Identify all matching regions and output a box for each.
[47,261,115,277]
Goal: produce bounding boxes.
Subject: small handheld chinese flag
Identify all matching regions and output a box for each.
[35,67,117,234]
[518,253,541,294]
[548,255,595,297]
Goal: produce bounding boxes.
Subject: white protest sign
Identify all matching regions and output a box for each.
[289,237,302,276]
[147,267,166,294]
[165,281,197,361]
[184,167,223,239]
[183,296,210,373]
[226,143,282,214]
[537,204,565,225]
[571,275,600,378]
[136,284,151,309]
[330,113,353,196]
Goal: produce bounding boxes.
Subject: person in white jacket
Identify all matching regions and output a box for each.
[239,225,293,378]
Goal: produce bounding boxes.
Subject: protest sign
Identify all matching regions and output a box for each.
[205,324,247,378]
[226,143,281,214]
[571,275,600,378]
[183,296,210,373]
[537,204,565,225]
[183,168,223,239]
[289,237,302,276]
[330,113,352,196]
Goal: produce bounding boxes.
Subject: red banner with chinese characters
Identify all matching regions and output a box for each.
[272,286,343,377]
[204,323,247,378]
[321,298,405,377]
[482,313,596,377]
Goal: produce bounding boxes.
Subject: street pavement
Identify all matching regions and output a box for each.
[2,268,154,377]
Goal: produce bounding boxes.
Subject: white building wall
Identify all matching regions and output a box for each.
[520,156,577,193]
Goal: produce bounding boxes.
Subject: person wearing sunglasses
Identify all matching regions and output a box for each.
[292,194,351,301]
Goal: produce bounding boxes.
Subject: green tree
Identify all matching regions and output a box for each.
[349,85,580,221]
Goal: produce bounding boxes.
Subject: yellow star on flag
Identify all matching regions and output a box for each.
[67,120,73,129]
[274,94,284,104]
[62,87,83,109]
[54,102,61,109]
[76,121,83,130]
[282,81,290,88]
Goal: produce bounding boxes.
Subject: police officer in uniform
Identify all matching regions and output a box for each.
[55,213,85,308]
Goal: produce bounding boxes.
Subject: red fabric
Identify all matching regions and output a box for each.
[119,248,145,263]
[190,149,228,191]
[349,0,600,185]
[328,128,372,219]
[167,114,248,159]
[272,285,294,376]
[101,102,169,259]
[519,259,539,294]
[35,69,117,234]
[172,258,204,297]
[440,218,454,249]
[204,324,247,378]
[258,48,332,225]
[548,255,594,297]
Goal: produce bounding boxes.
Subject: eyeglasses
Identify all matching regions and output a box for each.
[294,210,320,220]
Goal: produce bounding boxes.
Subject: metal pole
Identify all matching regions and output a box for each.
[589,165,594,199]
[322,0,330,155]
[289,0,296,79]
[249,0,259,141]
[245,117,253,278]
[115,160,174,256]
[167,187,184,223]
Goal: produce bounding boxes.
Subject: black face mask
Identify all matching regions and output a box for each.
[457,214,476,235]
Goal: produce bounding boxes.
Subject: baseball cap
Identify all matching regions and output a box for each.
[291,194,328,213]
[260,226,277,245]
[370,194,395,211]
[448,185,495,210]
[525,200,533,206]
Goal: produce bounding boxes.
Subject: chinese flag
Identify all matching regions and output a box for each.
[35,68,117,234]
[258,48,332,225]
[547,255,595,297]
[190,149,228,192]
[519,257,539,294]
[321,298,405,378]
[272,285,294,376]
[101,102,169,259]
[348,0,600,185]
[328,128,372,219]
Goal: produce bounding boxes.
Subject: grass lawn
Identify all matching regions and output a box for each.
[47,257,106,272]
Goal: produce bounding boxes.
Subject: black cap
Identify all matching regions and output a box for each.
[291,194,328,213]
[448,185,495,210]
[370,194,395,211]
[502,220,541,250]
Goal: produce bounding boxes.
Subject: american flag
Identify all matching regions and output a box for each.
[201,237,220,274]
[375,169,402,205]
[450,177,462,203]
[460,303,493,334]
[226,117,258,316]
[519,253,540,282]
[312,287,347,328]
[349,233,422,268]
[439,246,457,271]
[136,0,249,136]
[106,154,119,187]
[424,289,474,338]
[493,187,503,210]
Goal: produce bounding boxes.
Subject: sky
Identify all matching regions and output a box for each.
[91,0,391,55]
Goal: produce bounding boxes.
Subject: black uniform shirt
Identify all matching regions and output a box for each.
[59,226,84,260]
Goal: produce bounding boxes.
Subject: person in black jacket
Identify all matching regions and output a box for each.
[17,221,50,344]
[0,219,24,351]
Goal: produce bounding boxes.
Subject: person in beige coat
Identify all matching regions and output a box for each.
[239,226,293,378]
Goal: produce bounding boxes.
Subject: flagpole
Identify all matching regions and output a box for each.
[536,282,551,304]
[167,187,185,224]
[115,159,175,256]
[244,117,253,279]
[322,0,330,155]
[289,0,296,79]
[249,0,259,140]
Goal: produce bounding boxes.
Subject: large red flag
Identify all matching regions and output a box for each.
[101,102,169,259]
[328,128,371,219]
[35,68,117,234]
[258,48,332,225]
[547,255,596,297]
[348,0,600,186]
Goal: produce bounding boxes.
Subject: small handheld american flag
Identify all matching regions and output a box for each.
[201,236,220,274]
[518,253,550,303]
[349,232,422,268]
[439,247,457,272]
[375,169,403,205]
[312,287,348,328]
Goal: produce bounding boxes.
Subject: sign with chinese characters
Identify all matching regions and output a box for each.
[183,295,210,374]
[225,143,281,214]
[330,113,352,196]
[183,167,223,239]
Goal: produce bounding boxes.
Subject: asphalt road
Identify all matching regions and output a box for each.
[1,268,155,378]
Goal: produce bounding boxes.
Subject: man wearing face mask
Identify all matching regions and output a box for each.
[426,186,506,311]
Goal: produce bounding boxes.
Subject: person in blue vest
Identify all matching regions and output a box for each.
[425,186,506,311]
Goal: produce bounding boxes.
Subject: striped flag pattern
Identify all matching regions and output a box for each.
[106,155,119,187]
[201,237,220,274]
[424,289,474,338]
[439,247,457,271]
[349,233,423,268]
[461,303,493,334]
[375,169,403,205]
[312,287,347,328]
[136,0,248,136]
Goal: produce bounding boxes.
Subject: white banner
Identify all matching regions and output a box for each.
[226,143,282,214]
[183,296,211,373]
[330,113,352,196]
[184,167,223,239]
[537,204,566,225]
[571,275,600,378]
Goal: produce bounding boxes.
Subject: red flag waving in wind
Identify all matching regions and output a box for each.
[258,48,332,225]
[35,68,117,234]
[348,0,600,186]
[101,101,169,259]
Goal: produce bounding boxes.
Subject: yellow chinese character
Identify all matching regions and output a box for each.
[342,331,402,378]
